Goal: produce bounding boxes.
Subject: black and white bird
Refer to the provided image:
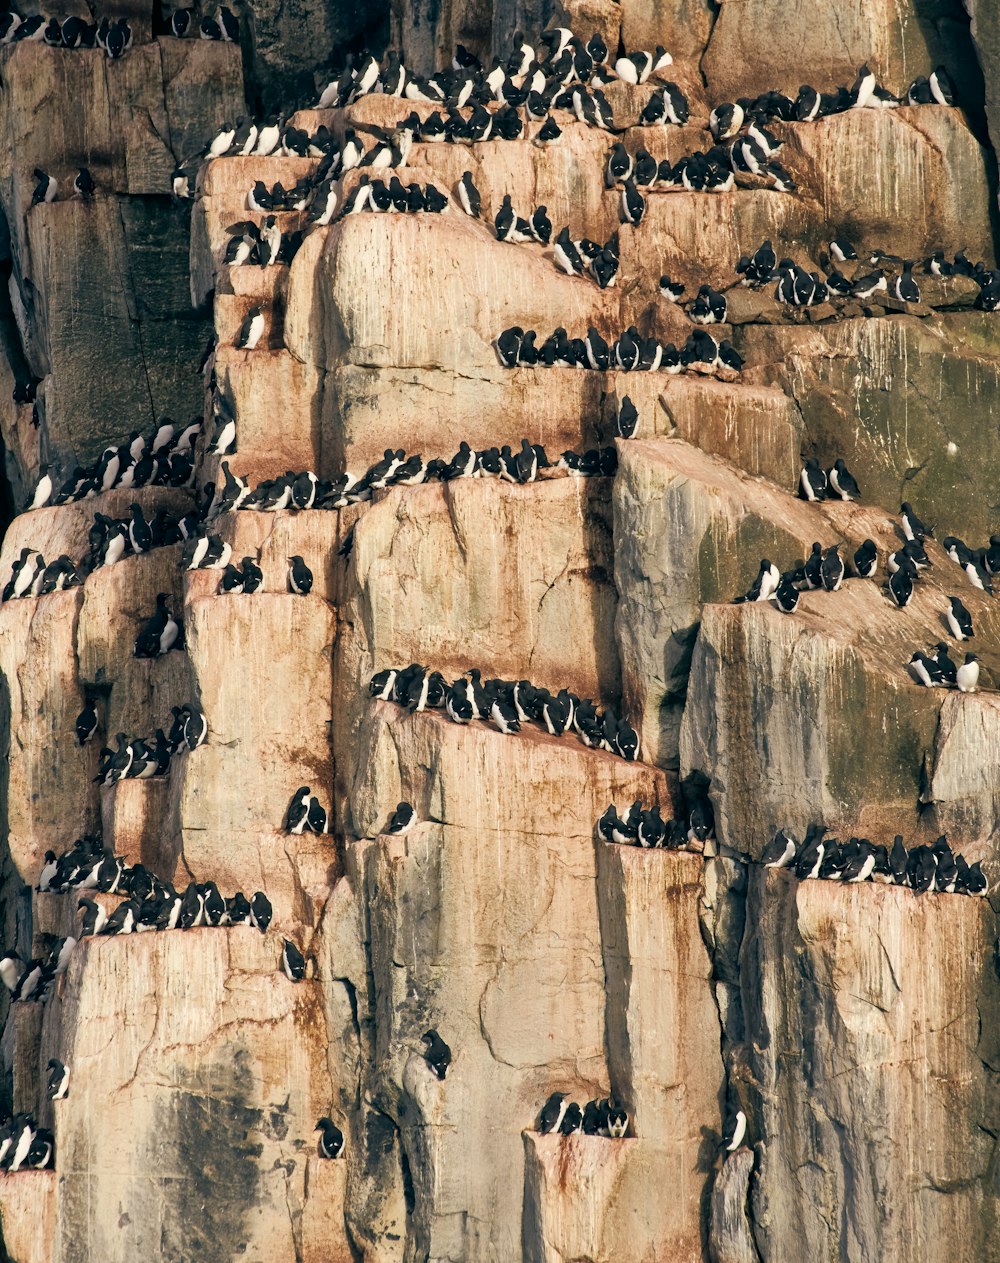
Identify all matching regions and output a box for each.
[26,464,54,511]
[421,1029,452,1080]
[743,559,780,603]
[853,539,878,579]
[900,502,933,542]
[235,306,264,350]
[616,396,638,439]
[281,939,307,981]
[76,700,98,745]
[798,457,827,502]
[134,593,180,658]
[821,545,845,592]
[286,786,311,834]
[73,167,96,198]
[31,168,57,205]
[827,458,860,501]
[46,1060,69,1101]
[946,596,974,640]
[387,802,415,834]
[315,1117,344,1158]
[722,1106,747,1152]
[288,555,313,594]
[538,1091,569,1134]
[888,567,913,608]
[761,829,797,868]
[457,171,480,217]
[956,653,980,693]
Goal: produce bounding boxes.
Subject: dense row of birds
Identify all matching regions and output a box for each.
[495,324,742,373]
[760,826,988,894]
[79,700,207,783]
[597,797,716,851]
[30,833,275,937]
[212,441,618,516]
[723,237,1000,313]
[597,801,989,896]
[370,663,640,757]
[536,1092,628,1137]
[1,5,238,47]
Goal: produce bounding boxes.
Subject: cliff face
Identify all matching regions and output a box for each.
[0,0,998,1260]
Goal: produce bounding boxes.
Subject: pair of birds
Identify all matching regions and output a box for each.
[798,457,861,502]
[370,664,640,760]
[537,1092,629,1137]
[0,1116,53,1172]
[30,167,94,206]
[285,787,329,835]
[163,5,239,40]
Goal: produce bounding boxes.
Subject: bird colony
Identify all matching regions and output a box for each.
[0,3,998,1261]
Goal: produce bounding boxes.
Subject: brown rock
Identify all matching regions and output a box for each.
[702,0,980,104]
[744,870,1000,1262]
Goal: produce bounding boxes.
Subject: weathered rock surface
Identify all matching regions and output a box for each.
[742,870,1000,1263]
[1,2,1000,1261]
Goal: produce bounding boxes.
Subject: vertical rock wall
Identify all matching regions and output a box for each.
[0,0,998,1260]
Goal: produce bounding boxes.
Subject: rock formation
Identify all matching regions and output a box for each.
[0,0,998,1260]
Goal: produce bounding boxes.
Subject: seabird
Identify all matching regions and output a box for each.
[888,568,913,607]
[288,555,314,594]
[538,1091,569,1134]
[798,457,827,501]
[281,940,307,981]
[722,1106,747,1152]
[821,545,845,592]
[946,596,974,640]
[421,1029,451,1079]
[316,1117,344,1158]
[956,653,980,693]
[387,802,415,834]
[47,1059,69,1101]
[827,458,860,500]
[235,306,264,350]
[286,786,311,834]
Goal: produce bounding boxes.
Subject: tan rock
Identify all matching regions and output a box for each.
[609,374,802,486]
[318,362,605,473]
[40,926,352,1262]
[708,1147,758,1263]
[285,213,617,374]
[0,588,93,887]
[741,311,1000,542]
[0,1170,55,1263]
[166,590,337,919]
[350,703,672,840]
[781,108,995,265]
[523,1133,703,1262]
[100,778,175,873]
[744,869,1000,1262]
[356,814,613,1263]
[702,0,979,104]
